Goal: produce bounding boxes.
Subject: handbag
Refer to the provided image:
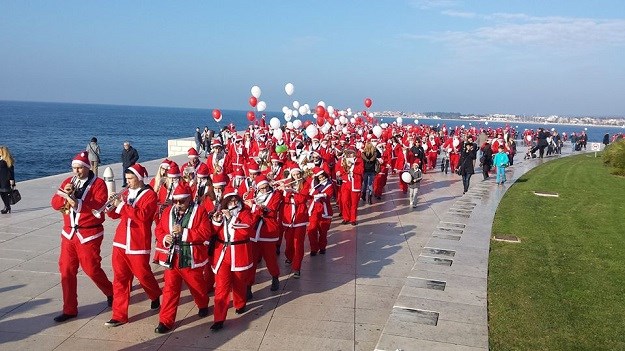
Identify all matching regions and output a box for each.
[10,187,21,205]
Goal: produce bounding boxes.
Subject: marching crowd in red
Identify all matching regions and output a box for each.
[50,120,528,334]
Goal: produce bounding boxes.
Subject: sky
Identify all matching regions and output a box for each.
[1,0,624,117]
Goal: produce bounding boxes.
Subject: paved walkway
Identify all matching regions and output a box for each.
[0,148,572,350]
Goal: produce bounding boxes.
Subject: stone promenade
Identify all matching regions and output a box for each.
[0,147,571,350]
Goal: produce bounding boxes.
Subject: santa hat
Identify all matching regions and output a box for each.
[160,158,171,169]
[167,162,181,177]
[196,163,209,178]
[313,167,326,178]
[188,147,199,158]
[211,173,228,187]
[234,134,243,142]
[270,154,281,163]
[172,183,191,200]
[255,175,269,188]
[212,138,223,148]
[248,160,260,174]
[222,185,238,199]
[126,163,148,181]
[233,168,245,178]
[290,166,302,174]
[71,152,90,169]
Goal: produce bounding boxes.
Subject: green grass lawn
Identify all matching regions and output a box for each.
[488,154,625,351]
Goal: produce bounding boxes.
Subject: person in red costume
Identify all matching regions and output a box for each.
[209,187,257,331]
[336,148,363,225]
[104,163,162,328]
[206,138,226,175]
[50,152,114,323]
[280,167,310,278]
[153,183,211,334]
[426,134,440,171]
[306,167,334,256]
[245,175,283,293]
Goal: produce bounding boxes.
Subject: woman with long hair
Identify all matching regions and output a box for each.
[0,146,15,214]
[0,146,16,214]
[361,142,380,204]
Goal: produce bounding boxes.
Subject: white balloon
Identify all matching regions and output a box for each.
[338,110,346,116]
[286,121,294,129]
[292,100,300,109]
[414,119,419,125]
[293,119,302,129]
[461,125,465,129]
[372,126,382,138]
[251,85,261,99]
[339,116,348,124]
[321,124,330,134]
[327,106,334,114]
[282,106,289,114]
[293,110,299,118]
[368,112,373,118]
[257,101,267,112]
[350,117,356,124]
[346,108,352,116]
[381,123,388,128]
[273,128,283,140]
[285,83,294,96]
[334,119,340,126]
[298,105,307,116]
[269,117,281,129]
[284,113,292,122]
[305,125,318,138]
[396,117,403,125]
[485,121,489,125]
[342,127,349,135]
[401,172,413,183]
[357,129,363,135]
[317,101,326,108]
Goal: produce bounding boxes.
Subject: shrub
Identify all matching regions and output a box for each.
[603,139,625,174]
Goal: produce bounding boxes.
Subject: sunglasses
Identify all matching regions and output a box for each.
[172,199,186,204]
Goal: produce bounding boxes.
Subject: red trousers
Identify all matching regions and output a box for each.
[159,257,209,329]
[249,241,280,285]
[427,152,438,170]
[283,225,306,271]
[373,173,386,198]
[340,189,360,222]
[213,258,249,323]
[204,265,215,292]
[307,217,331,252]
[111,247,162,323]
[449,153,460,173]
[59,234,113,315]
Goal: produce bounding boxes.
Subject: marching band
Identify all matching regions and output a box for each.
[51,122,521,333]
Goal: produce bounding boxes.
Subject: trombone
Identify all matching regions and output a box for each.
[92,189,128,218]
[57,176,79,214]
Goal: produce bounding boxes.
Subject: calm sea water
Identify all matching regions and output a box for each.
[1,100,623,181]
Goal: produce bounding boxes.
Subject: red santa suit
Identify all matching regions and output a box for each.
[426,136,439,170]
[205,142,226,175]
[225,138,248,176]
[108,164,161,324]
[306,169,334,254]
[50,153,113,317]
[373,145,389,198]
[211,193,256,326]
[281,172,310,272]
[154,184,210,330]
[338,154,363,223]
[247,176,283,286]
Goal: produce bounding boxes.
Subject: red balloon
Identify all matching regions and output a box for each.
[246,111,255,122]
[249,96,258,108]
[315,105,326,117]
[326,117,334,125]
[303,120,312,128]
[212,109,222,121]
[316,116,325,126]
[323,110,330,119]
[364,98,372,108]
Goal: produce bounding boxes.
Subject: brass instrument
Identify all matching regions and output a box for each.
[58,176,79,214]
[183,165,196,185]
[92,188,129,218]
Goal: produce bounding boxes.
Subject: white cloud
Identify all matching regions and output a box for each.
[410,0,459,10]
[407,13,625,51]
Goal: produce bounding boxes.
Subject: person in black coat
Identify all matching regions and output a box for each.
[459,142,476,194]
[409,140,427,172]
[121,141,139,187]
[0,146,16,214]
[480,141,493,180]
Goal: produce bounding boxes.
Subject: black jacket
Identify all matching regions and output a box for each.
[121,146,139,168]
[0,160,15,192]
[459,146,476,175]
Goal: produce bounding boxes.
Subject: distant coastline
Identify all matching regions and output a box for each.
[377,111,625,129]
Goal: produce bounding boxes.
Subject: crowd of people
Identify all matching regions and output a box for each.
[49,120,567,335]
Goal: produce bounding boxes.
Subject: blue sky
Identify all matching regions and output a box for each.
[1,0,624,116]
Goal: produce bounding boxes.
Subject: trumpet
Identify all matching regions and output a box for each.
[163,208,184,269]
[58,176,79,214]
[92,189,128,218]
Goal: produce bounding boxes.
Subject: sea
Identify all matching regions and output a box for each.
[1,100,624,181]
